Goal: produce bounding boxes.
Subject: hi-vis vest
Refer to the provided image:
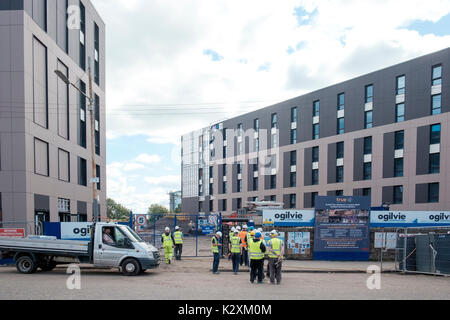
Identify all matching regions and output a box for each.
[248,239,264,260]
[162,233,173,247]
[239,231,248,249]
[174,231,183,244]
[268,238,283,259]
[211,236,219,253]
[230,236,241,253]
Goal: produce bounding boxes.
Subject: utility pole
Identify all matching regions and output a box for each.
[54,56,99,222]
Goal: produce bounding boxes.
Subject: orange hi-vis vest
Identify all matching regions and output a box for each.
[239,231,248,249]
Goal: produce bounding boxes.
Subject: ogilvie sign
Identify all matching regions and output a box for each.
[263,210,315,227]
[371,211,450,227]
[263,210,450,227]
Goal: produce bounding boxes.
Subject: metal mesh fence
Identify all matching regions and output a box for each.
[395,227,450,276]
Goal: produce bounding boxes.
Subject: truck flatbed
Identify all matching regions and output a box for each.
[0,238,90,257]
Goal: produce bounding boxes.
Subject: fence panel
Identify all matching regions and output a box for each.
[395,226,450,276]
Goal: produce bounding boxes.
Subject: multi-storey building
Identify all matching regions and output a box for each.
[181,48,449,215]
[0,0,106,224]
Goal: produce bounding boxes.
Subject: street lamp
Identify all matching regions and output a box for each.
[54,57,100,222]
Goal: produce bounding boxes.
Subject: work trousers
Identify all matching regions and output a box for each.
[250,259,264,283]
[231,253,240,273]
[163,246,173,264]
[212,252,220,273]
[174,244,183,260]
[268,258,282,284]
[240,249,249,267]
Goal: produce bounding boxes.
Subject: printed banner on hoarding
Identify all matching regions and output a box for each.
[314,196,371,261]
[0,228,25,238]
[263,210,315,227]
[371,211,450,227]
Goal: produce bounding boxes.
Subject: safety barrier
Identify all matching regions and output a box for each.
[395,226,450,276]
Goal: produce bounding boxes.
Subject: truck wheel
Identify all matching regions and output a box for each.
[121,258,141,276]
[16,256,37,274]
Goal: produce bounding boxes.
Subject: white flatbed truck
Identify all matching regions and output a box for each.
[0,222,160,276]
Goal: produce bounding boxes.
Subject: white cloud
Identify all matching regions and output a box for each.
[144,175,181,187]
[135,154,161,164]
[123,163,145,172]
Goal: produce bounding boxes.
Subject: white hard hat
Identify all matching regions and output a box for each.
[258,228,263,232]
[271,230,278,235]
[231,227,236,232]
[175,226,180,230]
[243,225,248,229]
[165,227,170,232]
[216,231,222,237]
[236,226,241,231]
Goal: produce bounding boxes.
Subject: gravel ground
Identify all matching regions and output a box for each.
[0,257,449,300]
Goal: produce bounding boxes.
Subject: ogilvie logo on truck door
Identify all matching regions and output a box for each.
[274,212,303,221]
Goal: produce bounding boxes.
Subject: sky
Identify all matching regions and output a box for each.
[90,0,450,213]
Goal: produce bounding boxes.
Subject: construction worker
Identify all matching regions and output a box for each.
[161,227,175,264]
[174,226,183,260]
[229,229,242,275]
[248,232,266,284]
[211,231,222,274]
[228,227,235,260]
[239,225,249,267]
[267,230,284,285]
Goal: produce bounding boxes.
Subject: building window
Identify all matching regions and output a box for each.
[337,118,345,135]
[56,60,69,140]
[313,101,320,117]
[432,65,442,86]
[56,0,68,53]
[34,138,49,177]
[237,180,242,193]
[221,199,227,212]
[336,142,344,159]
[291,129,297,144]
[393,186,403,204]
[254,119,259,131]
[428,183,439,203]
[222,182,227,194]
[395,131,404,150]
[337,93,345,111]
[271,113,278,129]
[79,81,87,148]
[312,147,319,163]
[58,198,71,222]
[32,37,48,129]
[396,103,405,123]
[313,124,320,140]
[58,149,70,182]
[365,111,373,129]
[394,158,404,177]
[223,146,227,159]
[270,195,277,202]
[94,23,100,85]
[31,0,47,31]
[290,172,297,188]
[312,169,319,185]
[209,183,214,195]
[270,175,277,189]
[363,188,371,197]
[291,107,297,123]
[79,1,86,70]
[429,153,440,174]
[363,163,372,181]
[364,137,372,155]
[336,166,344,183]
[289,194,296,209]
[210,200,214,212]
[78,157,87,186]
[96,165,101,190]
[365,85,373,103]
[311,192,318,208]
[290,151,297,166]
[237,198,242,210]
[253,177,258,191]
[335,190,344,196]
[95,95,100,156]
[431,94,441,115]
[396,75,405,95]
[430,124,441,145]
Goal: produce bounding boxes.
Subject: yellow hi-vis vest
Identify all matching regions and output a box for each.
[211,236,219,253]
[249,239,264,260]
[162,233,173,247]
[174,231,183,244]
[230,236,241,253]
[268,238,283,259]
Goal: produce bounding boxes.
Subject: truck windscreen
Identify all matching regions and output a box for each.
[119,226,144,243]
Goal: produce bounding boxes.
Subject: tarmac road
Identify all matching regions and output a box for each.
[0,258,449,300]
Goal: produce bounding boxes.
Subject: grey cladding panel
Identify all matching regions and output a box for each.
[304,147,312,186]
[353,138,364,181]
[416,126,430,175]
[327,143,337,184]
[415,184,429,204]
[383,132,395,178]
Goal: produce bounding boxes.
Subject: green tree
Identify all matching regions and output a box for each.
[107,198,131,221]
[147,204,170,222]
